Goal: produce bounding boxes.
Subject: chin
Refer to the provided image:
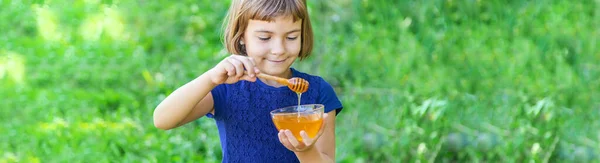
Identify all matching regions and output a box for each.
[263,68,288,75]
[260,65,290,76]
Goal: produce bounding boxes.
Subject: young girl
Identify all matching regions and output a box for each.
[153,0,343,162]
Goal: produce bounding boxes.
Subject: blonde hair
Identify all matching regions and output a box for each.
[222,0,314,60]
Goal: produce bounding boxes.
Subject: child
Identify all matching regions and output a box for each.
[153,0,343,162]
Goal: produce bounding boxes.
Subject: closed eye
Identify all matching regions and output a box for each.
[287,36,298,40]
[258,37,270,41]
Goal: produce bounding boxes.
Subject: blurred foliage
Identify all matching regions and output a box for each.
[1,0,599,162]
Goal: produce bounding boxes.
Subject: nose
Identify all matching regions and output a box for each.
[270,38,286,55]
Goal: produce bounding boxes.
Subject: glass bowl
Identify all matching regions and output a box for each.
[270,104,324,142]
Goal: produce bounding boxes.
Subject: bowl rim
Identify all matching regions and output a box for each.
[270,104,325,116]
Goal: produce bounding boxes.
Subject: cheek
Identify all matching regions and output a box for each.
[245,45,266,65]
[287,41,302,56]
[245,43,268,56]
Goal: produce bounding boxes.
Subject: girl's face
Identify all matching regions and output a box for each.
[243,16,302,78]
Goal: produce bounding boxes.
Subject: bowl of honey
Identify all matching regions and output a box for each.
[270,104,324,142]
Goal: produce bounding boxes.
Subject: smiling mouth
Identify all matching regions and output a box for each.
[267,59,286,62]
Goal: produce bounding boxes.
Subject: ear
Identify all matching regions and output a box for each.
[239,37,247,55]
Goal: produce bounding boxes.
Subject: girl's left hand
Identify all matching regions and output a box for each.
[277,113,329,152]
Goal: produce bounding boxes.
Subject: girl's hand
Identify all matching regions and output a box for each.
[277,113,329,152]
[207,55,260,85]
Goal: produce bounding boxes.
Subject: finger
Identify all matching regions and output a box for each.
[227,58,244,78]
[238,57,256,77]
[300,130,313,146]
[247,57,257,71]
[254,67,261,74]
[223,61,235,76]
[248,57,256,66]
[284,130,300,147]
[279,130,296,150]
[278,130,286,142]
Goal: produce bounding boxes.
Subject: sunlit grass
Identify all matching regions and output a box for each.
[33,4,63,42]
[37,117,142,133]
[79,5,129,41]
[0,51,25,85]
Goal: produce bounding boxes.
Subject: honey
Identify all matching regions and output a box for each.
[272,113,323,142]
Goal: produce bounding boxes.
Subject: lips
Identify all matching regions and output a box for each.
[267,58,287,63]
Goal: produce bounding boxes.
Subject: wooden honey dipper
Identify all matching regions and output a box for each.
[254,73,309,93]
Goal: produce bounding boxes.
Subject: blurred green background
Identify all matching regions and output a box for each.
[1,0,600,162]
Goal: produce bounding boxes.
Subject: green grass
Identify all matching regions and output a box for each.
[1,0,600,162]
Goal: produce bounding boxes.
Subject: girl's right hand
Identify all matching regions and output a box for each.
[207,55,260,85]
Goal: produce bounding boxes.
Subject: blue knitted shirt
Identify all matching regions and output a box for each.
[207,68,343,163]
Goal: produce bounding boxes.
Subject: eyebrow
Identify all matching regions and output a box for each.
[254,29,301,34]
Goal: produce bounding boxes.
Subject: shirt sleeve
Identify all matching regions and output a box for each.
[206,84,226,119]
[317,78,343,116]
